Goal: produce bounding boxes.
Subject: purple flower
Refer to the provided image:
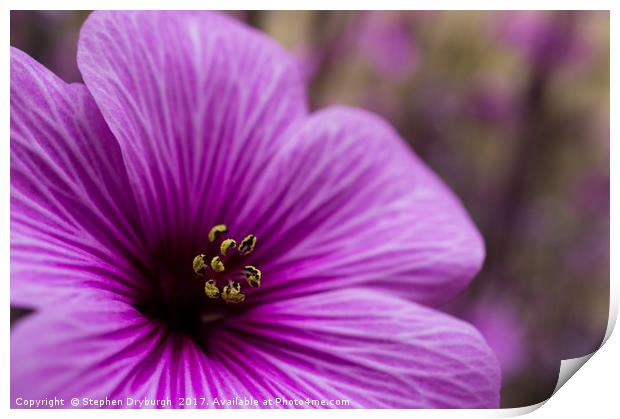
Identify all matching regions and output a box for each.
[466,84,519,126]
[11,11,499,408]
[461,302,526,378]
[496,11,591,72]
[356,12,419,80]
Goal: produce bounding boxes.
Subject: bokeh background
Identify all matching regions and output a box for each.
[10,10,610,408]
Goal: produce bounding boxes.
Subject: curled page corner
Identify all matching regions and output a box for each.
[551,290,618,398]
[518,292,617,414]
[500,401,546,417]
[503,355,596,415]
[553,354,596,394]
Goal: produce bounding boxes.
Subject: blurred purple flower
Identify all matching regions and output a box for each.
[497,11,590,72]
[356,12,419,80]
[11,11,499,408]
[467,84,518,126]
[463,302,526,378]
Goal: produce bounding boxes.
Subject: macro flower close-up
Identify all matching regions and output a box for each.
[10,11,502,408]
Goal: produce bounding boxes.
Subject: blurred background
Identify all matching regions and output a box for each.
[11,10,610,408]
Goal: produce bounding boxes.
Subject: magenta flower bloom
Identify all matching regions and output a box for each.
[462,301,526,378]
[356,12,419,80]
[11,11,499,408]
[496,11,591,72]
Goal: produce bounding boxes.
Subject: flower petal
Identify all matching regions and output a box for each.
[219,288,501,408]
[77,11,308,252]
[240,107,484,306]
[11,291,499,408]
[10,48,148,308]
[11,297,296,408]
[11,297,165,406]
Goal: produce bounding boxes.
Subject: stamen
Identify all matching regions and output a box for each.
[222,281,245,304]
[239,234,257,255]
[220,239,236,256]
[243,265,261,288]
[192,227,260,304]
[208,224,228,242]
[193,254,206,276]
[204,280,220,299]
[210,256,225,272]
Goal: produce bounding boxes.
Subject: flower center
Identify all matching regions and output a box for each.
[192,224,261,304]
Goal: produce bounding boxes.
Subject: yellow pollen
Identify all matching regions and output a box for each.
[192,229,260,304]
[192,254,206,276]
[208,224,228,242]
[220,239,237,256]
[210,256,225,272]
[239,234,257,255]
[243,265,261,288]
[204,280,220,299]
[222,281,245,304]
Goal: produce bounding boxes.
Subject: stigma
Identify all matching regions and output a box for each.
[193,224,261,304]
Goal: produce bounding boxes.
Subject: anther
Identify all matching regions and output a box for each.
[243,265,261,288]
[192,227,261,304]
[204,280,220,299]
[210,256,225,272]
[222,281,245,304]
[220,239,236,257]
[239,234,257,255]
[193,254,206,276]
[208,224,228,242]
